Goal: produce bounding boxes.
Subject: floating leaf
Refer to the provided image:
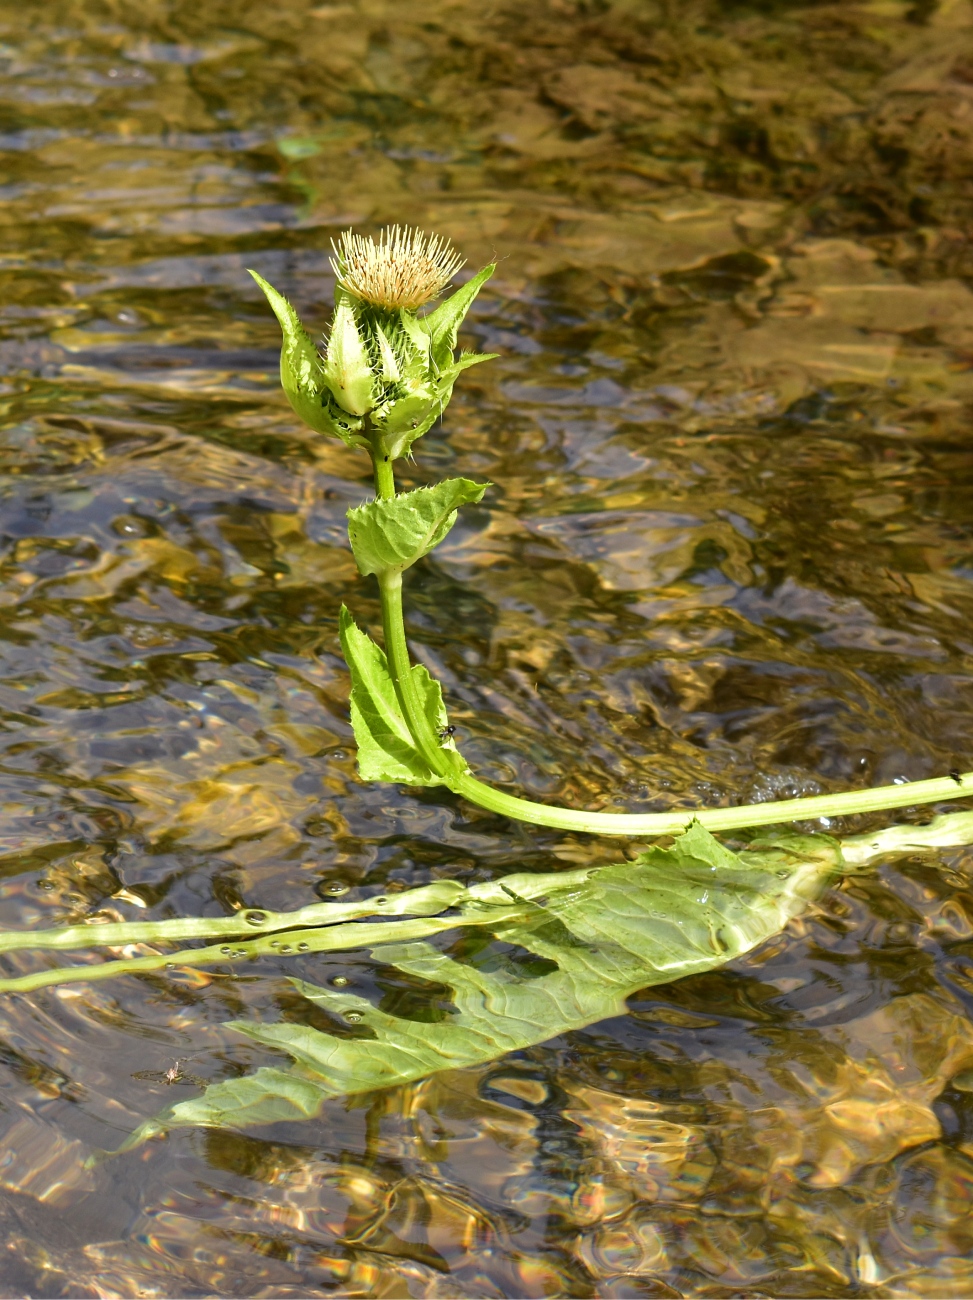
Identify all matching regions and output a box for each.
[113,823,841,1151]
[347,478,489,577]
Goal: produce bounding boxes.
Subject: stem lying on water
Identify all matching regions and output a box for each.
[0,910,515,996]
[0,881,466,956]
[367,448,973,835]
[450,768,973,834]
[3,809,973,995]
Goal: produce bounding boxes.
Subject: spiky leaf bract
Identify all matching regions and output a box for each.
[249,270,367,448]
[422,263,496,367]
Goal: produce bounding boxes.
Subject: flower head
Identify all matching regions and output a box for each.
[331,226,465,311]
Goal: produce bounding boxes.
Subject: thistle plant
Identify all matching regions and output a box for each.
[0,229,970,1150]
[252,227,973,836]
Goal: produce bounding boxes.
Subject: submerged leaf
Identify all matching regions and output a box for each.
[109,1068,332,1159]
[116,823,841,1150]
[347,478,489,577]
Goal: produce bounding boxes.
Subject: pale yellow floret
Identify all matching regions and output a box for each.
[330,225,465,311]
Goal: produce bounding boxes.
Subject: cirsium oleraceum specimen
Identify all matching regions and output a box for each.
[250,227,496,462]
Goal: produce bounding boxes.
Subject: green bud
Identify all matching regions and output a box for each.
[258,234,500,463]
[371,388,441,462]
[324,299,375,417]
[373,324,401,384]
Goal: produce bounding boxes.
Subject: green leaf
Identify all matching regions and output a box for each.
[347,478,489,577]
[114,824,841,1147]
[421,264,496,368]
[397,308,432,362]
[445,350,500,377]
[249,270,367,448]
[106,1068,331,1160]
[338,606,450,786]
[276,137,322,160]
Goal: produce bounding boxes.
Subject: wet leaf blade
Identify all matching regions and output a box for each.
[105,1068,331,1158]
[118,825,841,1148]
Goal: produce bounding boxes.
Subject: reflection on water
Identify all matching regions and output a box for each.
[0,0,973,1292]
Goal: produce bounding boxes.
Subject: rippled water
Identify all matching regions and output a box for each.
[1,0,973,1294]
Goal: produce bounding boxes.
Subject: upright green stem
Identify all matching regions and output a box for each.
[372,448,396,501]
[370,437,452,779]
[367,441,973,835]
[379,569,453,777]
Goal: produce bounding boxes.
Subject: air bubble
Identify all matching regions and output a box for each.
[297,942,309,952]
[345,1011,362,1023]
[220,947,232,955]
[279,944,292,954]
[324,882,349,896]
[245,912,267,926]
[332,975,349,987]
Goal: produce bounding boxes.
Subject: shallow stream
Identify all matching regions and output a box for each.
[0,1,972,1294]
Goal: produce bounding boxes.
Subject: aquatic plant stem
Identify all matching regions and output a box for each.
[369,437,454,779]
[3,809,973,997]
[379,568,455,778]
[449,769,973,835]
[367,447,973,834]
[0,909,517,997]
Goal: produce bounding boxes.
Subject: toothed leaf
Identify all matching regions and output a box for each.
[338,606,454,786]
[111,824,840,1148]
[347,479,489,577]
[422,264,496,367]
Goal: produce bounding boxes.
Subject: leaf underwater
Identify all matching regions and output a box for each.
[110,822,841,1154]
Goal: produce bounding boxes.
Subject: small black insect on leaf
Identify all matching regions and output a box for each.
[949,769,963,786]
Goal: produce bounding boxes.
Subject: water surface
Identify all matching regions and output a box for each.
[0,0,973,1294]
